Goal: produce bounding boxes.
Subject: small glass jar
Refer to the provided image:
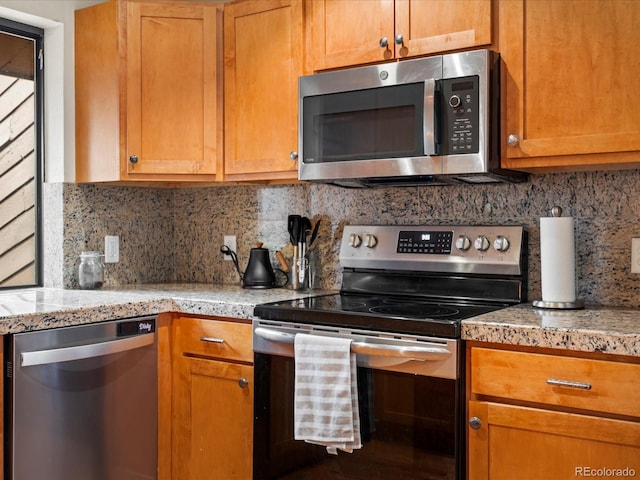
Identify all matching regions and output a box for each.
[78,251,105,289]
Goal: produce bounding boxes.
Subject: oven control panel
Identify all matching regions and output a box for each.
[397,230,453,254]
[340,225,526,275]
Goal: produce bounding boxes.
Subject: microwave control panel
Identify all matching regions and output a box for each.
[439,75,480,155]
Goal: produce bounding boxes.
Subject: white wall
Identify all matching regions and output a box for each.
[0,0,104,182]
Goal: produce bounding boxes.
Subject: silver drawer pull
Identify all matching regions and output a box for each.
[200,337,225,344]
[546,378,592,390]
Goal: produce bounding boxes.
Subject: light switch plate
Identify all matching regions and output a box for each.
[223,235,237,261]
[632,238,640,274]
[105,235,119,263]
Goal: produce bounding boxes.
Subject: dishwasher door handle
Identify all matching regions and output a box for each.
[20,333,155,367]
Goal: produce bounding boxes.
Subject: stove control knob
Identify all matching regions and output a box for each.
[493,236,510,252]
[455,235,471,251]
[474,236,490,252]
[364,233,378,248]
[349,233,362,248]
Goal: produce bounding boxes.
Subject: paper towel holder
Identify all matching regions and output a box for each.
[532,206,585,310]
[533,299,584,309]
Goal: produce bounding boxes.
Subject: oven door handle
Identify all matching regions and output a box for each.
[351,343,450,361]
[254,327,451,361]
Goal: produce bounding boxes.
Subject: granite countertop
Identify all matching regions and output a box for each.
[462,303,640,358]
[1,284,639,358]
[0,284,327,335]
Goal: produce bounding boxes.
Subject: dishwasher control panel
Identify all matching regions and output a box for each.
[118,317,156,336]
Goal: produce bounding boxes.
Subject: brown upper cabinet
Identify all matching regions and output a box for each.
[499,0,640,171]
[223,0,304,182]
[310,0,493,71]
[75,0,223,182]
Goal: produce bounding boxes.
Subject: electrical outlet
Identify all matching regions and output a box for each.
[105,235,119,263]
[223,235,237,261]
[632,238,640,274]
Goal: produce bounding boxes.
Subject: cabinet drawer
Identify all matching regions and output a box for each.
[174,317,253,363]
[471,348,640,417]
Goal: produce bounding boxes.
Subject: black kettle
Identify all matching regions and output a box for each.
[243,245,277,289]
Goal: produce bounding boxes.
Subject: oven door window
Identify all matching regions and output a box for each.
[302,83,425,163]
[254,354,459,480]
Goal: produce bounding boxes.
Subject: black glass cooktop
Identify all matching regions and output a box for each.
[253,293,510,338]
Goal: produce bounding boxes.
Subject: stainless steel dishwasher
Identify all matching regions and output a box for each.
[5,315,158,480]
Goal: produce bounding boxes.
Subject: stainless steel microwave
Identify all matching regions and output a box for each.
[298,49,527,187]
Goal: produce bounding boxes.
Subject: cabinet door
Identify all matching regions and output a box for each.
[173,356,253,480]
[311,0,492,71]
[394,0,492,59]
[500,0,640,171]
[311,0,395,70]
[126,2,221,177]
[223,0,303,181]
[468,401,640,480]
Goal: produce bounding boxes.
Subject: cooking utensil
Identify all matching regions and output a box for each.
[287,215,301,245]
[275,251,289,272]
[299,217,312,284]
[308,219,320,247]
[301,217,312,242]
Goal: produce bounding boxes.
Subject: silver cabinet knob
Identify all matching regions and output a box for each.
[394,34,404,45]
[455,235,471,251]
[238,378,249,389]
[364,234,378,248]
[379,37,389,48]
[474,236,490,252]
[349,233,362,248]
[289,151,298,160]
[129,154,138,164]
[469,416,482,430]
[507,134,520,147]
[493,236,510,252]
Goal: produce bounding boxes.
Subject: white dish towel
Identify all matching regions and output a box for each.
[294,333,362,455]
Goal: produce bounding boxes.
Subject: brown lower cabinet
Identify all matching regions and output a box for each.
[468,401,640,479]
[467,344,640,480]
[167,316,254,480]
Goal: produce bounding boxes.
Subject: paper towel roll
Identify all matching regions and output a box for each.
[540,216,576,303]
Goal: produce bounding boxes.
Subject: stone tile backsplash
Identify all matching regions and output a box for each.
[46,169,640,306]
[46,183,176,289]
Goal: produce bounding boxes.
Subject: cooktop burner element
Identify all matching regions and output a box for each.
[254,224,527,339]
[370,303,460,318]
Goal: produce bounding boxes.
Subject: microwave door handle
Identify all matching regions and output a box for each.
[423,78,436,155]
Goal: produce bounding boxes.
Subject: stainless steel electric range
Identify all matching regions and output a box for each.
[252,224,527,480]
